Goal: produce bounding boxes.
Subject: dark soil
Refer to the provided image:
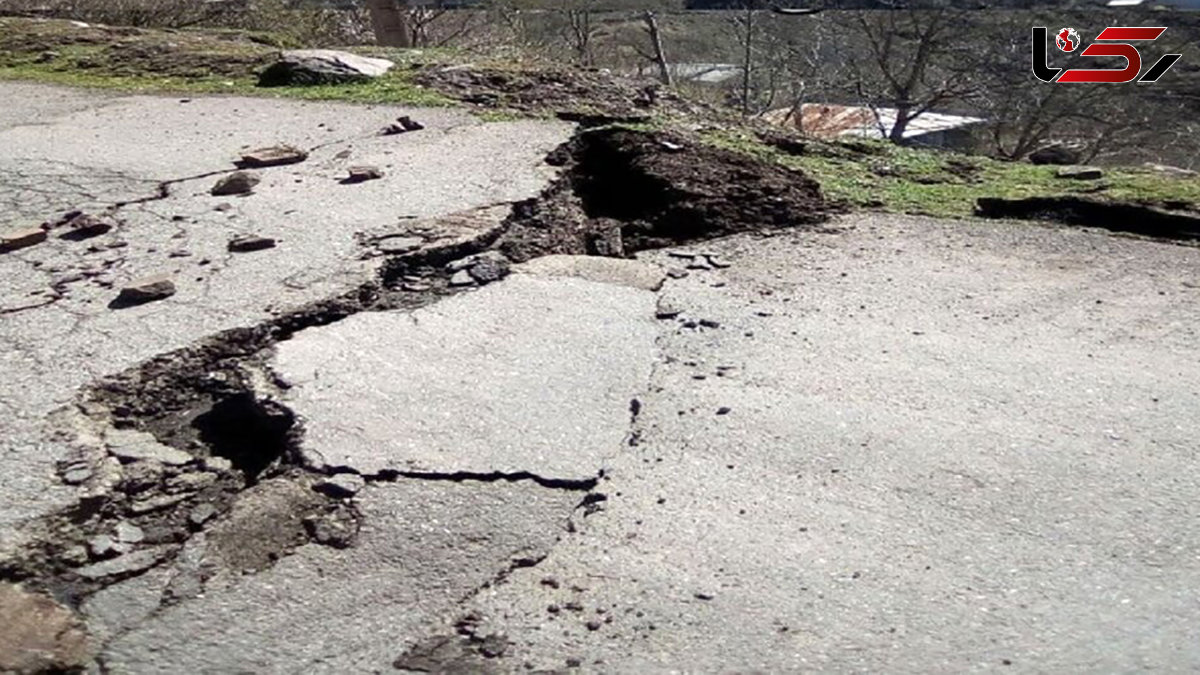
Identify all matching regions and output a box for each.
[976,196,1200,242]
[497,127,829,262]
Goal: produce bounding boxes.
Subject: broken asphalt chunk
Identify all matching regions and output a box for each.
[449,269,475,287]
[1,227,47,253]
[227,235,277,253]
[75,547,169,580]
[236,145,308,169]
[315,473,365,498]
[112,274,176,308]
[46,212,115,241]
[87,535,128,560]
[381,115,424,135]
[376,235,423,255]
[341,165,384,184]
[188,503,218,528]
[655,301,682,320]
[107,431,193,466]
[211,171,260,196]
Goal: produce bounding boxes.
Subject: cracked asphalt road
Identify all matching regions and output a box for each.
[3,82,1200,672]
[0,82,571,538]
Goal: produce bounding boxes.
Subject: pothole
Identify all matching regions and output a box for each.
[192,394,295,484]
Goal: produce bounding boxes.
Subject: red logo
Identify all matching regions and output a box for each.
[1032,26,1182,83]
[1056,27,1080,52]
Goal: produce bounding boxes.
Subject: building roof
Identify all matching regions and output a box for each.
[764,103,985,140]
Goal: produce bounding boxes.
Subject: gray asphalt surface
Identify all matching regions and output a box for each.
[0,82,571,540]
[3,83,1200,673]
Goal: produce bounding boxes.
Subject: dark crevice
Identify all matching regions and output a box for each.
[976,196,1200,242]
[368,469,598,492]
[191,394,295,483]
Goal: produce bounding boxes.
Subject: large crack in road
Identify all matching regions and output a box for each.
[1,107,833,672]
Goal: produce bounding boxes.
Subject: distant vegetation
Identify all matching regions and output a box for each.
[1,0,1197,168]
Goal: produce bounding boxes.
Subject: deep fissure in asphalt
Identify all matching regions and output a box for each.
[3,123,831,643]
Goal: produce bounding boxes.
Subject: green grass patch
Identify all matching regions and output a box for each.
[0,17,457,106]
[702,129,1200,218]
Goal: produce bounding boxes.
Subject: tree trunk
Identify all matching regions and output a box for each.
[642,11,673,87]
[366,0,412,48]
[740,1,754,116]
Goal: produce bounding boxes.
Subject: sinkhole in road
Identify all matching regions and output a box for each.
[191,393,296,483]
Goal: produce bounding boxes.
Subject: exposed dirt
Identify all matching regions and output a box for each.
[976,196,1200,242]
[497,127,829,262]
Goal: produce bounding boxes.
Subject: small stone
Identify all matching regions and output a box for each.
[342,166,383,184]
[114,522,145,544]
[236,145,308,169]
[56,213,113,241]
[315,473,366,498]
[699,319,721,329]
[302,508,359,548]
[382,115,425,135]
[166,471,217,493]
[449,270,475,287]
[401,282,431,292]
[114,274,175,306]
[468,258,510,284]
[227,235,276,253]
[694,592,714,600]
[655,302,682,320]
[1,227,47,253]
[87,535,125,559]
[57,459,94,485]
[585,620,602,631]
[478,633,509,658]
[168,250,192,258]
[188,503,218,528]
[660,140,684,152]
[376,236,423,254]
[716,407,732,416]
[213,203,233,212]
[203,456,233,473]
[1056,166,1104,180]
[62,546,89,566]
[705,255,732,269]
[210,171,260,196]
[666,268,689,279]
[667,251,695,260]
[75,547,168,580]
[128,493,190,515]
[687,258,712,271]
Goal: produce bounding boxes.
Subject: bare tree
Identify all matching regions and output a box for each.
[366,0,412,47]
[730,1,829,118]
[635,10,673,85]
[841,8,979,142]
